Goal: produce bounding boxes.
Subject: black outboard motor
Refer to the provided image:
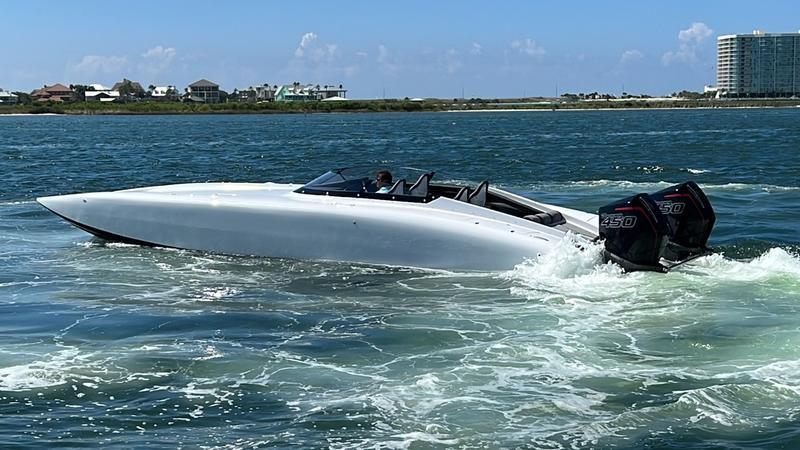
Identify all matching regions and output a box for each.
[649,181,715,262]
[599,181,715,272]
[599,193,672,272]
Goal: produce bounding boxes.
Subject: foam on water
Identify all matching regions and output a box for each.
[3,111,800,448]
[689,247,800,281]
[0,349,84,391]
[529,179,800,193]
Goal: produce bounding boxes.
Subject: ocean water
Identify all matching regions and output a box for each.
[1,109,799,449]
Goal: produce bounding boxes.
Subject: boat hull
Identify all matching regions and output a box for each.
[38,183,595,270]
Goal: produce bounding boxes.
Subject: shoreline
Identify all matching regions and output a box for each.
[447,104,800,113]
[1,100,799,116]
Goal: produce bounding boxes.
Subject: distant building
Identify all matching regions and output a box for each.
[84,84,121,102]
[316,84,347,99]
[233,88,255,102]
[112,79,145,98]
[703,85,720,98]
[275,83,317,101]
[717,31,800,97]
[0,88,18,104]
[31,84,73,102]
[233,84,278,102]
[250,84,278,102]
[187,79,220,103]
[274,82,346,102]
[150,85,178,101]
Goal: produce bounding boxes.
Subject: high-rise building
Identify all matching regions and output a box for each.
[717,31,800,97]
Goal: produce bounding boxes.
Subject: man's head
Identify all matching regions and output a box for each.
[376,170,392,188]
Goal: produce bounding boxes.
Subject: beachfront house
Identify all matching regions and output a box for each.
[273,83,347,102]
[31,84,73,102]
[232,84,278,102]
[187,79,220,103]
[316,84,347,100]
[84,84,121,102]
[275,83,319,102]
[0,89,18,104]
[112,79,145,99]
[149,85,178,101]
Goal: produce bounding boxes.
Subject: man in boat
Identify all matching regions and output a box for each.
[375,170,393,194]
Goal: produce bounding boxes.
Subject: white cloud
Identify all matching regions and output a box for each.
[285,33,358,80]
[662,22,713,65]
[679,22,713,44]
[620,49,644,63]
[440,49,462,74]
[142,45,176,63]
[295,32,317,58]
[68,46,179,81]
[293,32,337,63]
[511,38,546,57]
[140,45,176,73]
[377,44,398,74]
[70,55,128,75]
[470,43,483,55]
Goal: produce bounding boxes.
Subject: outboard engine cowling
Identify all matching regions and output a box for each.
[599,193,672,272]
[649,181,715,261]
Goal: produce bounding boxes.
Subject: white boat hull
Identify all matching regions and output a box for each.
[37,183,599,270]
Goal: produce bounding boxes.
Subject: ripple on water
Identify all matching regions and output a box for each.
[2,111,800,448]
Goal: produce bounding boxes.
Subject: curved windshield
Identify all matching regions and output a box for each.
[303,171,348,188]
[296,166,435,198]
[300,168,369,193]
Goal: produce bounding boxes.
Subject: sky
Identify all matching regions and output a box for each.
[2,0,798,99]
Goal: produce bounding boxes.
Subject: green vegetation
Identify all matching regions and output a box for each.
[1,98,800,115]
[0,100,440,115]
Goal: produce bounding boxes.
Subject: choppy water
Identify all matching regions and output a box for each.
[1,109,799,449]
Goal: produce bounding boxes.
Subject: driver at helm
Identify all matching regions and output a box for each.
[375,170,393,193]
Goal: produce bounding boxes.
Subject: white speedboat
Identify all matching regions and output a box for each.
[37,168,715,272]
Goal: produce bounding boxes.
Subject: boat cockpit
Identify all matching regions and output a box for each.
[295,167,436,202]
[294,168,567,227]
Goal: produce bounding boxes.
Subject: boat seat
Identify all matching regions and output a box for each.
[523,211,566,226]
[408,172,434,197]
[468,181,488,207]
[485,201,519,215]
[387,179,406,195]
[454,187,470,202]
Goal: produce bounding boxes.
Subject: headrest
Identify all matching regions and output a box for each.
[454,187,470,202]
[468,180,488,207]
[387,179,406,195]
[408,172,433,197]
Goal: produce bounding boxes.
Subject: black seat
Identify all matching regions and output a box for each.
[485,201,519,215]
[523,211,566,226]
[468,181,488,207]
[387,179,406,195]
[454,186,470,202]
[408,172,434,197]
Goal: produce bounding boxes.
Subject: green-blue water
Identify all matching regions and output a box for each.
[1,109,799,449]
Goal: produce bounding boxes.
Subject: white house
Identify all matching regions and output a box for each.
[0,88,18,104]
[151,85,177,99]
[84,83,121,102]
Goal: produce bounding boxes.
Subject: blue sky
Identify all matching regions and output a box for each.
[3,0,798,98]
